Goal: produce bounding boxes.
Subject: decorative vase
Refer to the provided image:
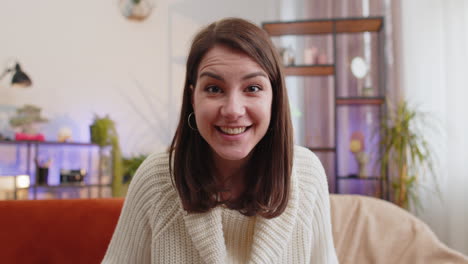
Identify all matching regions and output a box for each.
[354,151,369,178]
[304,47,318,64]
[280,46,295,66]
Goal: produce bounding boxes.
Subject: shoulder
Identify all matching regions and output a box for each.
[293,145,325,177]
[293,146,331,229]
[135,151,171,177]
[125,151,180,217]
[130,151,172,188]
[293,145,329,199]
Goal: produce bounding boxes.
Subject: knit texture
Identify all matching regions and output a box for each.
[221,207,256,263]
[102,146,338,264]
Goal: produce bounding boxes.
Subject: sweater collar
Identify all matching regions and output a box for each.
[183,206,227,263]
[183,167,299,264]
[248,167,299,264]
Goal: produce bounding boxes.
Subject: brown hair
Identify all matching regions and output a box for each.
[169,18,293,218]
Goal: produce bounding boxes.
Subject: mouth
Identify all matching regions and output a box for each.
[216,126,251,135]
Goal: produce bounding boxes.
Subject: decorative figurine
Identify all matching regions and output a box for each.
[58,127,73,142]
[350,131,369,178]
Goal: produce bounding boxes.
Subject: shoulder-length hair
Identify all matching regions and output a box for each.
[169,17,293,218]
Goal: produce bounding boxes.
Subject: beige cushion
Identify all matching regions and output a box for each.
[330,194,468,264]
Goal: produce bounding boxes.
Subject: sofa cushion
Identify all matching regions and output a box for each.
[0,198,124,264]
[330,194,468,264]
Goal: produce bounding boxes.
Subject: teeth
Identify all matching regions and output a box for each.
[219,127,247,135]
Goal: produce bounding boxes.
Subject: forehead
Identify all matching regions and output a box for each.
[197,45,266,76]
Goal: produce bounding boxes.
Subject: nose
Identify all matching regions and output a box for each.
[220,93,245,120]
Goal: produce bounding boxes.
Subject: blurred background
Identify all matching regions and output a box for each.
[0,0,466,255]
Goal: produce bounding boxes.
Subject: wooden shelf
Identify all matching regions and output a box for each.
[263,17,383,36]
[263,16,387,200]
[335,18,383,33]
[284,65,334,76]
[0,140,99,147]
[336,97,385,105]
[33,184,111,188]
[337,176,381,181]
[308,147,336,152]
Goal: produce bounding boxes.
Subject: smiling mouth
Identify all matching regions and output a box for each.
[216,126,251,135]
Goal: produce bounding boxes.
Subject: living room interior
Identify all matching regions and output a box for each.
[0,0,467,262]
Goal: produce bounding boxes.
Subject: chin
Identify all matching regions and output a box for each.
[215,148,251,162]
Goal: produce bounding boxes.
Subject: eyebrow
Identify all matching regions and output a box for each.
[198,71,268,82]
[199,72,224,81]
[242,72,268,80]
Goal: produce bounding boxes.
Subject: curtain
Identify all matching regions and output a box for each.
[400,0,468,255]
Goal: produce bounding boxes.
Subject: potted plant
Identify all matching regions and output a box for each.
[9,104,48,141]
[90,115,124,197]
[379,101,438,210]
[122,154,147,184]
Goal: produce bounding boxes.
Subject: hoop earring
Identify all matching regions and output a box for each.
[188,112,197,131]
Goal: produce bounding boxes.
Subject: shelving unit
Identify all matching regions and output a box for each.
[284,65,335,76]
[263,17,388,199]
[0,140,113,200]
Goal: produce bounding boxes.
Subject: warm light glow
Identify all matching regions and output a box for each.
[16,175,30,188]
[351,56,368,79]
[0,176,15,190]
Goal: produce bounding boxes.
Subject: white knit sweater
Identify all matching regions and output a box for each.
[102,146,338,264]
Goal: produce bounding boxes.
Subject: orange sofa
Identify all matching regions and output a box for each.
[1,196,467,264]
[0,198,124,264]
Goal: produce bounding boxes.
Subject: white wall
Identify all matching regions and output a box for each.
[400,0,468,255]
[0,0,279,156]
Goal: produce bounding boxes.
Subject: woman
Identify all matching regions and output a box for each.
[103,18,338,264]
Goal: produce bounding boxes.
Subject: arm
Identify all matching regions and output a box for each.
[308,153,339,264]
[101,155,158,264]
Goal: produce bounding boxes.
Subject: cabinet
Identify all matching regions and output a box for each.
[263,17,388,199]
[0,141,113,200]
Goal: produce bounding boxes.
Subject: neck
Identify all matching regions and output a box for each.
[211,152,250,200]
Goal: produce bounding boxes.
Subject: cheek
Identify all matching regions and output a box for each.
[193,98,216,127]
[192,91,204,114]
[262,95,273,122]
[260,104,271,121]
[196,108,213,123]
[251,98,272,129]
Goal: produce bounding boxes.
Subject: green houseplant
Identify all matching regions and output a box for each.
[122,154,147,184]
[90,115,125,197]
[379,101,437,210]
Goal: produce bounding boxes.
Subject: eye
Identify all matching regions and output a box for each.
[206,85,222,94]
[245,85,262,93]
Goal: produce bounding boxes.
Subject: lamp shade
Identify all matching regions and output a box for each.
[11,63,32,88]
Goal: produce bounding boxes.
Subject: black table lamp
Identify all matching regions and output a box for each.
[0,62,32,88]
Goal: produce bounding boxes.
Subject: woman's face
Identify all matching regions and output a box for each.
[192,45,273,164]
